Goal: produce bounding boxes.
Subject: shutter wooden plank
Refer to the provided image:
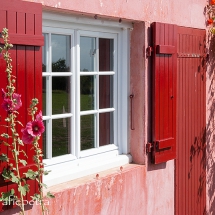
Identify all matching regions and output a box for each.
[151,22,177,164]
[7,11,16,34]
[0,10,6,30]
[26,13,35,35]
[17,12,25,34]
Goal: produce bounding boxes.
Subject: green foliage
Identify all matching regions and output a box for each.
[2,168,12,180]
[1,133,10,138]
[0,153,8,162]
[0,189,15,204]
[31,193,40,202]
[24,169,38,180]
[10,172,20,183]
[46,191,55,199]
[18,184,29,196]
[19,159,27,166]
[0,28,54,215]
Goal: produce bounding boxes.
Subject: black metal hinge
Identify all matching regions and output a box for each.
[146,46,153,57]
[146,142,153,153]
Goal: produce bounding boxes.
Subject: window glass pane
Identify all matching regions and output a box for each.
[52,118,71,157]
[80,76,95,111]
[99,38,114,71]
[81,115,95,150]
[99,75,113,109]
[42,77,47,115]
[52,34,71,72]
[52,77,70,115]
[80,36,96,72]
[42,33,48,72]
[99,112,114,146]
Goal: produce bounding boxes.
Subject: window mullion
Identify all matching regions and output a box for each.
[95,37,99,148]
[76,30,81,158]
[70,34,76,155]
[47,33,52,159]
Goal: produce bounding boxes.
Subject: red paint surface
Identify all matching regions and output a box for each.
[151,22,177,164]
[0,0,43,211]
[176,27,206,215]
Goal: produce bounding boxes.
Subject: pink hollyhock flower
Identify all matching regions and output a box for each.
[1,89,6,99]
[31,120,45,136]
[25,120,45,137]
[12,93,22,111]
[1,98,13,112]
[36,111,43,122]
[21,128,34,144]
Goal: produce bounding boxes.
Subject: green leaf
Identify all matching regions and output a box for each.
[24,169,38,180]
[1,133,9,138]
[43,170,51,176]
[10,172,19,183]
[0,153,8,162]
[31,193,40,201]
[18,184,29,196]
[19,159,27,166]
[41,183,48,189]
[2,168,12,180]
[46,191,55,198]
[17,138,24,146]
[0,189,15,203]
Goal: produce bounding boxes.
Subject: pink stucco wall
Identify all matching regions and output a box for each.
[3,0,208,215]
[27,0,206,28]
[1,164,174,215]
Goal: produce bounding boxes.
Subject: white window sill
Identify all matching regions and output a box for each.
[44,154,132,187]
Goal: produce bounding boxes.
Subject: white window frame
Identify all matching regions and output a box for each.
[42,11,132,187]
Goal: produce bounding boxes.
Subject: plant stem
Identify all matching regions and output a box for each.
[2,28,25,215]
[33,138,46,215]
[11,114,25,215]
[10,114,26,213]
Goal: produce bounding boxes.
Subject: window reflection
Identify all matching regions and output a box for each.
[80,37,96,72]
[80,76,95,111]
[99,75,113,109]
[52,118,71,157]
[99,38,114,71]
[52,34,71,72]
[99,112,114,146]
[42,33,48,72]
[81,115,95,150]
[52,77,70,115]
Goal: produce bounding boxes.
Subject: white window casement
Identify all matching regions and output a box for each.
[42,11,132,186]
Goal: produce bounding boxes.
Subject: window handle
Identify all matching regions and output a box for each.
[130,94,135,130]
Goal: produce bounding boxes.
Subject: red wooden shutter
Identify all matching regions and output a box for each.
[150,22,177,164]
[0,0,43,211]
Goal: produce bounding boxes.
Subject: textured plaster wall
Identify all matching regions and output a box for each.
[1,165,147,215]
[26,0,206,28]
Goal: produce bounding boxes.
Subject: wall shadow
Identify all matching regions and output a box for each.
[206,32,215,215]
